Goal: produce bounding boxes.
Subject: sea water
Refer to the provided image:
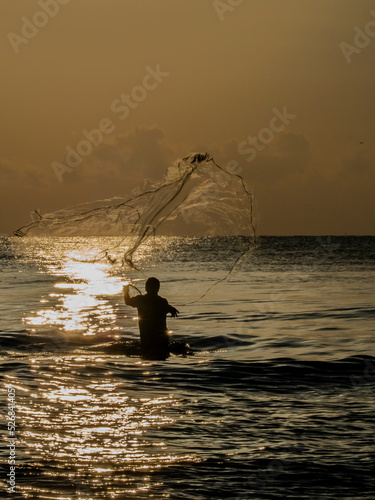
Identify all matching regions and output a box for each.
[0,236,374,499]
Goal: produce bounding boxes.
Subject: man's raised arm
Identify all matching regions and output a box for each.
[123,284,136,307]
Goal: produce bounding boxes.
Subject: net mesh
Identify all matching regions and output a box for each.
[14,153,257,294]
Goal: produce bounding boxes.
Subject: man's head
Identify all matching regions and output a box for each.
[145,277,160,295]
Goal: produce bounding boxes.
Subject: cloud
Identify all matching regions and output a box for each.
[249,132,310,183]
[341,146,375,177]
[74,126,176,186]
[0,157,50,184]
[0,126,178,233]
[113,127,175,179]
[2,124,374,236]
[196,131,311,185]
[0,160,15,179]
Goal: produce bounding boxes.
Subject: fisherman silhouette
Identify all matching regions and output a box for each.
[123,277,179,359]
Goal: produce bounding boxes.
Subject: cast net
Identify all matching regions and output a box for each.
[14,153,257,301]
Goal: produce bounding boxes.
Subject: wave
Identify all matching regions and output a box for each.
[1,330,373,392]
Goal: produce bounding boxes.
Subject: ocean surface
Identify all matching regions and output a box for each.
[0,235,374,499]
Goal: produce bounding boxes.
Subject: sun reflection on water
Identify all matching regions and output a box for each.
[10,356,197,498]
[24,248,126,337]
[8,238,201,497]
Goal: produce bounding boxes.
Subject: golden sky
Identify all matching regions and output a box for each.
[1,0,374,235]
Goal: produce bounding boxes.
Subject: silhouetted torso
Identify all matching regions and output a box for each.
[125,293,171,356]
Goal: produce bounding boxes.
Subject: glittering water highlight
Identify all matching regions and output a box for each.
[1,236,374,499]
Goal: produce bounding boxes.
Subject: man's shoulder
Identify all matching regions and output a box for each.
[135,294,169,307]
[129,294,143,305]
[136,294,167,303]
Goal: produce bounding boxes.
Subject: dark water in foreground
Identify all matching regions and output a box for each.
[0,236,374,499]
